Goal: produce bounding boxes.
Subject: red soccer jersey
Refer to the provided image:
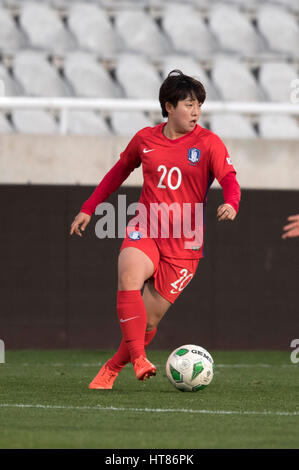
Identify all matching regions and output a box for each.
[116,122,238,259]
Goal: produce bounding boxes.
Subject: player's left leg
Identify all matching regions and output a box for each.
[143,278,172,331]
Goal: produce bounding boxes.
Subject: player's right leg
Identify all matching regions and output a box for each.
[89,245,156,389]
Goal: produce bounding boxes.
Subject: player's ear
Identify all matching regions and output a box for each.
[165,101,174,115]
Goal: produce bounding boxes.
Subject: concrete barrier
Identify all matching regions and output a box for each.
[0,134,298,189]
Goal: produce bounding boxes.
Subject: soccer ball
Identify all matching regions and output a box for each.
[166,344,214,392]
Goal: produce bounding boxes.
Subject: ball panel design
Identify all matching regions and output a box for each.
[166,344,214,392]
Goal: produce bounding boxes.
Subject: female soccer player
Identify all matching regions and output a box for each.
[70,70,241,389]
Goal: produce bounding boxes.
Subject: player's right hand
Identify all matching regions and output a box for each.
[70,212,91,237]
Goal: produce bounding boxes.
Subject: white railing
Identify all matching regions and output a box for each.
[0,97,298,135]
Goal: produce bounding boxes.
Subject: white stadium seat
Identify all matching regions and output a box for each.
[68,3,119,56]
[257,5,299,58]
[114,10,170,57]
[110,111,154,136]
[267,0,299,13]
[11,109,58,134]
[212,55,265,101]
[115,54,161,99]
[0,0,297,140]
[0,7,27,53]
[259,62,297,102]
[162,55,220,101]
[209,4,264,56]
[210,113,257,138]
[64,52,121,98]
[20,1,76,53]
[66,110,111,135]
[162,4,217,59]
[0,113,13,133]
[221,0,259,7]
[0,63,23,96]
[13,50,72,96]
[259,114,299,139]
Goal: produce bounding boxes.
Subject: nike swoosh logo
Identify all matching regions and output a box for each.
[120,316,139,323]
[143,149,155,153]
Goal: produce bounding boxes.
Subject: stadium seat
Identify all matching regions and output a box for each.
[110,111,154,136]
[259,114,299,139]
[64,52,121,97]
[0,63,24,96]
[0,7,27,53]
[19,1,76,53]
[11,109,58,134]
[115,54,161,99]
[221,0,259,7]
[210,113,257,139]
[162,55,220,101]
[13,50,72,96]
[66,110,111,135]
[212,55,265,101]
[259,62,297,102]
[257,4,299,58]
[68,3,119,56]
[114,9,170,57]
[209,113,257,139]
[267,0,299,13]
[162,4,217,59]
[0,113,13,133]
[209,4,264,56]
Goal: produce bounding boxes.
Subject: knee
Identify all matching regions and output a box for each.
[118,270,144,291]
[146,317,160,331]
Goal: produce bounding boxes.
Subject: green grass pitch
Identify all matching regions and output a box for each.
[0,350,298,449]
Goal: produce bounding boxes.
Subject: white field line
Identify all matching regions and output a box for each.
[4,362,296,368]
[0,403,298,417]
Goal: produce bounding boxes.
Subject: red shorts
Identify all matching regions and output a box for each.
[120,228,200,304]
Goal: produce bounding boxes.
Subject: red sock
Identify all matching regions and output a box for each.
[145,328,157,347]
[115,290,147,364]
[107,328,157,373]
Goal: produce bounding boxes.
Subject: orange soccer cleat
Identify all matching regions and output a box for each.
[88,363,118,390]
[133,355,156,381]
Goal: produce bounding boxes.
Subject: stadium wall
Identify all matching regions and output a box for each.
[0,134,299,189]
[1,183,298,351]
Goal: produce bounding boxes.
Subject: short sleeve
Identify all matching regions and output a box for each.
[208,133,236,182]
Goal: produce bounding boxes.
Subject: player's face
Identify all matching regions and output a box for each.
[166,96,202,133]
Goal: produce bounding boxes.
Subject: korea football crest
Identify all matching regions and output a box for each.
[188,148,201,166]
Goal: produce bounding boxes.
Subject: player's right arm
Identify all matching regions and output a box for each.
[70,132,142,237]
[70,211,91,237]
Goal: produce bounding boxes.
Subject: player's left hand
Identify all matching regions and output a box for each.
[217,204,236,221]
[282,214,299,239]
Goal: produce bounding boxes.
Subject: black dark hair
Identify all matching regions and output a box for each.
[159,70,206,118]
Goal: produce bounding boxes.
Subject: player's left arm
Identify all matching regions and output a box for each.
[208,134,241,222]
[282,214,299,239]
[217,172,241,221]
